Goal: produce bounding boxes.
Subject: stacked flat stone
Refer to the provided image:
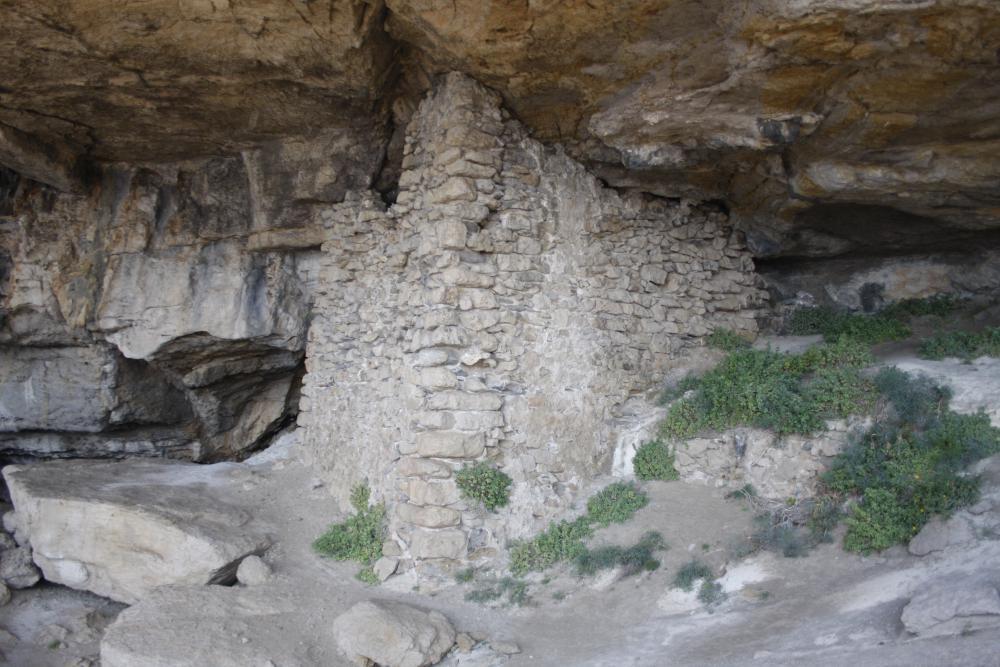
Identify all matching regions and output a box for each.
[298,73,768,572]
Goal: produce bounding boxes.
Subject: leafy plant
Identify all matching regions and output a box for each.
[632,439,679,481]
[509,517,592,575]
[707,328,751,352]
[823,369,1000,554]
[586,482,649,526]
[661,341,875,440]
[465,576,530,606]
[509,482,650,575]
[697,579,726,605]
[919,327,1000,361]
[881,294,963,319]
[673,560,713,592]
[313,484,386,583]
[788,307,910,344]
[456,462,513,511]
[573,531,666,576]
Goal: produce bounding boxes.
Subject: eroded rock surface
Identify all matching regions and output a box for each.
[333,600,456,667]
[3,460,271,604]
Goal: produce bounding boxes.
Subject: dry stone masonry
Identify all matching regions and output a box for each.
[299,73,766,570]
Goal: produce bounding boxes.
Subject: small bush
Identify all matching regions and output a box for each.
[788,307,910,344]
[456,462,512,511]
[313,484,386,583]
[586,482,649,526]
[509,482,650,574]
[466,576,530,606]
[455,567,476,583]
[509,517,592,575]
[919,327,1000,361]
[673,560,713,592]
[843,488,917,554]
[881,294,963,320]
[633,440,679,481]
[573,531,666,577]
[707,328,751,352]
[698,579,726,605]
[661,342,876,441]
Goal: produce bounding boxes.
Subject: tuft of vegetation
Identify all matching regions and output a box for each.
[661,338,875,440]
[707,328,752,352]
[673,560,713,592]
[455,567,476,584]
[823,368,1000,554]
[313,484,386,584]
[509,482,650,575]
[632,439,679,481]
[509,517,592,575]
[573,531,666,577]
[586,482,649,526]
[456,462,513,511]
[881,294,964,319]
[919,327,1000,362]
[698,579,726,606]
[465,576,530,606]
[788,306,911,344]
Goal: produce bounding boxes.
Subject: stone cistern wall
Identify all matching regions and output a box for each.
[298,73,767,570]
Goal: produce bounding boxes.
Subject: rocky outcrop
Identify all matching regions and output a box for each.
[902,580,1000,637]
[333,600,456,667]
[5,2,998,258]
[3,460,271,604]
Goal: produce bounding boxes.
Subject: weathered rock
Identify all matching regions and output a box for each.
[908,515,977,557]
[901,580,1000,637]
[3,460,271,604]
[0,545,40,589]
[236,555,273,587]
[332,600,456,667]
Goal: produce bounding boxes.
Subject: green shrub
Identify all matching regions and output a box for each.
[673,560,713,592]
[788,307,910,344]
[707,328,751,352]
[586,482,648,526]
[633,440,679,481]
[509,482,650,575]
[661,344,874,440]
[919,327,1000,361]
[843,488,917,554]
[465,576,530,606]
[456,462,512,511]
[573,531,666,577]
[823,369,999,554]
[313,484,386,582]
[509,517,592,575]
[697,579,726,605]
[881,295,963,319]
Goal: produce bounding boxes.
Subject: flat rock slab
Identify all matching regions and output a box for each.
[3,459,271,604]
[100,584,342,667]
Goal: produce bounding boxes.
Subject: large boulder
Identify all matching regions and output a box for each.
[3,459,271,604]
[333,600,457,667]
[901,579,1000,637]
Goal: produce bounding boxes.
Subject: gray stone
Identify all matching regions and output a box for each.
[236,555,272,586]
[0,545,40,589]
[374,556,400,582]
[3,460,271,603]
[902,580,1000,638]
[908,516,976,556]
[332,600,456,667]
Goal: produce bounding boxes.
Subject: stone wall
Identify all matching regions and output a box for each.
[298,73,767,570]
